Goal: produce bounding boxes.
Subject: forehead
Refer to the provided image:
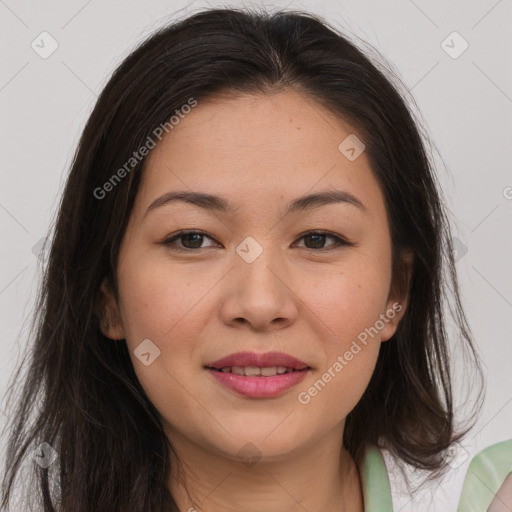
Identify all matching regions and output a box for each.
[134,88,386,220]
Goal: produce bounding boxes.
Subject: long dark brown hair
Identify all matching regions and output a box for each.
[1,7,484,511]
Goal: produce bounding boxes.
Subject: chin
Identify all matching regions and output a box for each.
[202,427,311,463]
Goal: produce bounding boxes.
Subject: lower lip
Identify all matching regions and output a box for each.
[206,368,309,398]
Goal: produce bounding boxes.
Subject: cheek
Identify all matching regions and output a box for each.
[299,341,380,433]
[303,251,392,348]
[296,252,391,412]
[116,256,214,415]
[117,253,219,345]
[297,281,384,427]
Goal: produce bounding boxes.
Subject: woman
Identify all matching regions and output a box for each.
[1,7,484,511]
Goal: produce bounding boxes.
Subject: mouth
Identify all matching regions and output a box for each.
[205,350,310,372]
[204,352,311,398]
[206,365,307,376]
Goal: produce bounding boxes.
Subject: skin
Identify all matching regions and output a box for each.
[99,88,412,511]
[489,475,512,512]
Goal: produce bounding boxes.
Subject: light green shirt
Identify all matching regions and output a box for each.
[457,439,512,512]
[360,444,393,511]
[360,440,512,511]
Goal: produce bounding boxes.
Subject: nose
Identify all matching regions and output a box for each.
[219,240,299,332]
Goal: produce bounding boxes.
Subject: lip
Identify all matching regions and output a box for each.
[205,351,309,370]
[204,351,311,399]
[207,368,309,398]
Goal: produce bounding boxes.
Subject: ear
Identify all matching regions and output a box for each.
[95,276,125,340]
[380,248,414,342]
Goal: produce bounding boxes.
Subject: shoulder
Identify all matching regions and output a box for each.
[458,439,512,511]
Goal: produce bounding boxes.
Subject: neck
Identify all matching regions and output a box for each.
[165,424,364,512]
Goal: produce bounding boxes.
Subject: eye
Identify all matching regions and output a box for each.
[161,230,354,252]
[162,230,220,251]
[293,230,355,250]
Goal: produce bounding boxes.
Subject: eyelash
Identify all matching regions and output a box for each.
[161,230,355,252]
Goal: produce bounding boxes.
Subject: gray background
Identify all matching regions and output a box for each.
[0,0,511,510]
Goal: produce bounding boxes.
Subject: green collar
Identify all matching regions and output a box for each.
[359,444,393,511]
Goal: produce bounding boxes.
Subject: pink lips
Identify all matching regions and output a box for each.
[206,351,309,370]
[205,351,311,398]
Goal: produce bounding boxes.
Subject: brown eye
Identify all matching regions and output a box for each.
[179,233,205,249]
[295,231,354,250]
[162,231,219,251]
[302,233,328,249]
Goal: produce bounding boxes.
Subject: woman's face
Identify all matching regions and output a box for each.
[101,88,408,462]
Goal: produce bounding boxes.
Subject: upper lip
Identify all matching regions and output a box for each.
[205,351,310,370]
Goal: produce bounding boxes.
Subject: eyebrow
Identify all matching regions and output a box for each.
[144,189,366,218]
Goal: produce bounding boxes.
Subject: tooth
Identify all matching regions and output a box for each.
[244,366,262,376]
[260,366,278,376]
[220,367,231,372]
[277,366,287,374]
[231,366,245,375]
